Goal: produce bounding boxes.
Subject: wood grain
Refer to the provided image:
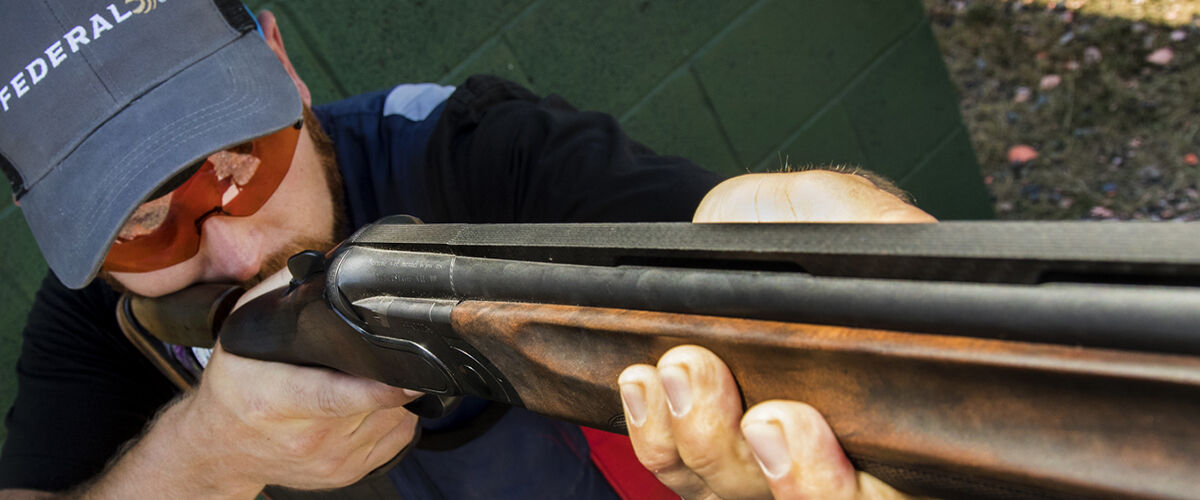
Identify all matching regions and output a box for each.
[451,300,1200,499]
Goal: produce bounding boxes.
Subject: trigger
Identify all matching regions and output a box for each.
[404,394,462,418]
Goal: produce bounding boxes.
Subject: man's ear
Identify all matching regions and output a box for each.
[257,10,312,107]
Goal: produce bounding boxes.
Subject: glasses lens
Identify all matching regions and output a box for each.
[101,123,301,273]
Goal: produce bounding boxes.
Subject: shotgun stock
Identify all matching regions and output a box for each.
[133,217,1200,499]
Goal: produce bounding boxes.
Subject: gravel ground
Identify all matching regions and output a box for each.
[926,0,1200,220]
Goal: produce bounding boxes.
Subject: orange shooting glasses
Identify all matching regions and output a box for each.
[102,122,302,273]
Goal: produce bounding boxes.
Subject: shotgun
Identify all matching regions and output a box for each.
[119,216,1200,499]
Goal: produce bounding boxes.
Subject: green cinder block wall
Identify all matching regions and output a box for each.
[0,0,990,447]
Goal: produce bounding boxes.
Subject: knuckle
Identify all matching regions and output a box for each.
[673,423,732,478]
[678,445,725,478]
[283,429,328,458]
[636,446,686,474]
[315,391,346,416]
[241,395,279,423]
[311,455,342,479]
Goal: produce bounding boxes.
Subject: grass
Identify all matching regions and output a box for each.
[926,0,1200,219]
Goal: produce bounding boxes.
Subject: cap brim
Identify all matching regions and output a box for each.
[22,33,302,289]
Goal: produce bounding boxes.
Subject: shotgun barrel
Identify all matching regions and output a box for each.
[211,218,1200,499]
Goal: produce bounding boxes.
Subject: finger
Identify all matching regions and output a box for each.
[742,401,861,500]
[658,346,770,499]
[299,408,417,489]
[346,406,416,442]
[232,266,293,311]
[619,364,714,499]
[693,174,766,222]
[360,408,420,469]
[776,171,931,223]
[216,343,422,414]
[283,369,422,417]
[693,171,938,223]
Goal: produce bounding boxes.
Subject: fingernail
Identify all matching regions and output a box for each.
[619,383,647,427]
[659,365,692,417]
[743,419,791,479]
[402,389,424,399]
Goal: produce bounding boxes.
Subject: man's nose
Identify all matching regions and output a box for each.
[197,215,263,282]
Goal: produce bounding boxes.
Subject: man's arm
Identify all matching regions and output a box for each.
[622,169,933,500]
[3,349,419,500]
[3,350,418,499]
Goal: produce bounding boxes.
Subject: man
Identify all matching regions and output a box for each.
[0,1,932,498]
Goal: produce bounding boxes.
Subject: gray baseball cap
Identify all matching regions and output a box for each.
[0,0,301,289]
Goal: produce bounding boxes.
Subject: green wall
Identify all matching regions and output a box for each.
[0,0,989,447]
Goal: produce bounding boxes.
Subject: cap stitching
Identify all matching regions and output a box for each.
[95,43,253,208]
[75,39,285,281]
[76,67,253,282]
[87,34,255,194]
[19,1,241,193]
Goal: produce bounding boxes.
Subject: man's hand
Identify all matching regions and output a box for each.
[619,170,933,499]
[179,344,421,492]
[82,268,421,499]
[693,170,936,223]
[180,266,421,493]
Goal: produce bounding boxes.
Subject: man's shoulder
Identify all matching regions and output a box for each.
[313,83,455,125]
[25,271,121,339]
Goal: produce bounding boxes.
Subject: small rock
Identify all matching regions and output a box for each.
[1084,46,1102,64]
[1146,47,1174,66]
[1007,145,1040,164]
[1171,29,1188,41]
[1185,153,1199,166]
[1090,206,1115,218]
[1040,74,1062,90]
[1013,86,1033,103]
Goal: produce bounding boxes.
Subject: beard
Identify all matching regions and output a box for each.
[241,105,346,290]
